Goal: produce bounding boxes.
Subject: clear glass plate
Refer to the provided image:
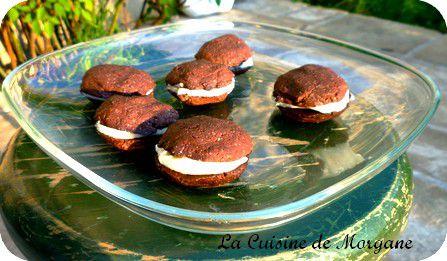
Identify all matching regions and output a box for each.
[1,19,440,234]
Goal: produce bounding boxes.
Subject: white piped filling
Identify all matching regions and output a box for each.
[237,57,254,69]
[276,91,355,114]
[166,78,235,97]
[155,145,248,175]
[81,89,153,101]
[95,121,166,140]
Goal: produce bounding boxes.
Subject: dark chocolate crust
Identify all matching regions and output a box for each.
[81,64,156,99]
[165,59,234,90]
[195,34,252,67]
[94,95,179,135]
[156,158,247,188]
[273,64,348,108]
[158,115,253,162]
[278,106,347,123]
[174,93,229,106]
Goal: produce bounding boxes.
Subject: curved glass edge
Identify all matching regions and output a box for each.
[1,18,440,234]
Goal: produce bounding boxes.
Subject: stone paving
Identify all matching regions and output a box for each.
[0,0,446,259]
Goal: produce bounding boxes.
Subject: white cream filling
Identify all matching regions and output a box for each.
[237,57,254,69]
[276,91,355,114]
[81,89,153,101]
[155,145,248,175]
[166,78,235,97]
[95,121,166,140]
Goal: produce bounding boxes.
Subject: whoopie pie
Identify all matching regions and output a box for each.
[195,34,253,74]
[155,115,253,188]
[94,95,178,151]
[165,59,235,106]
[273,64,354,123]
[81,64,156,102]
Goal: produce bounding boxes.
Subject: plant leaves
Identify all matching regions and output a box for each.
[7,8,20,21]
[31,20,41,35]
[36,6,46,20]
[84,0,94,12]
[54,3,66,17]
[23,13,32,23]
[43,22,54,37]
[81,10,93,22]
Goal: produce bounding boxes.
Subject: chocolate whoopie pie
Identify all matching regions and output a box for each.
[273,64,354,123]
[165,59,235,106]
[94,95,178,151]
[155,115,253,188]
[195,34,253,74]
[81,64,156,102]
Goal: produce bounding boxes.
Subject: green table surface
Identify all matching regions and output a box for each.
[0,131,413,260]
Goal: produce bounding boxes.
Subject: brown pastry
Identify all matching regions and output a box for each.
[81,64,155,102]
[273,64,353,123]
[94,95,178,151]
[165,59,235,106]
[155,115,253,188]
[195,34,253,74]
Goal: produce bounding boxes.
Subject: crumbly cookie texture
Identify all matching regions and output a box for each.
[195,34,252,67]
[95,95,178,135]
[157,115,253,162]
[273,64,348,108]
[166,59,234,90]
[81,64,155,98]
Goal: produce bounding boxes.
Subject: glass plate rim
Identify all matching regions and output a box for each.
[1,18,440,229]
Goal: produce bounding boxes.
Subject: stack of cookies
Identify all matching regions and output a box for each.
[80,33,354,188]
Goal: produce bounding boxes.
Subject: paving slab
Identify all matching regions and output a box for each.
[410,35,447,65]
[288,5,346,25]
[307,13,440,55]
[234,0,306,17]
[223,9,304,29]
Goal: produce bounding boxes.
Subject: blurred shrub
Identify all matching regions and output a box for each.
[0,0,195,79]
[294,0,446,32]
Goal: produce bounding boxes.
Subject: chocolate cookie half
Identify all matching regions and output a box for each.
[81,64,156,102]
[195,34,253,74]
[94,95,178,151]
[273,64,354,123]
[165,59,235,106]
[155,115,253,188]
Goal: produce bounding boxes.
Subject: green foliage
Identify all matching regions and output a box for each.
[293,0,446,32]
[138,0,179,25]
[6,0,121,42]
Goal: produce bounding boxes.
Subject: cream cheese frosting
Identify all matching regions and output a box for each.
[155,145,248,175]
[95,121,166,140]
[166,78,235,98]
[276,91,354,114]
[237,57,254,69]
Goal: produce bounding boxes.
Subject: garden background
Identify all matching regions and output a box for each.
[1,0,445,81]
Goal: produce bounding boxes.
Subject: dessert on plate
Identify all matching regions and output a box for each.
[81,64,156,102]
[155,115,253,188]
[195,34,253,74]
[165,59,235,106]
[273,64,354,123]
[94,95,178,151]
